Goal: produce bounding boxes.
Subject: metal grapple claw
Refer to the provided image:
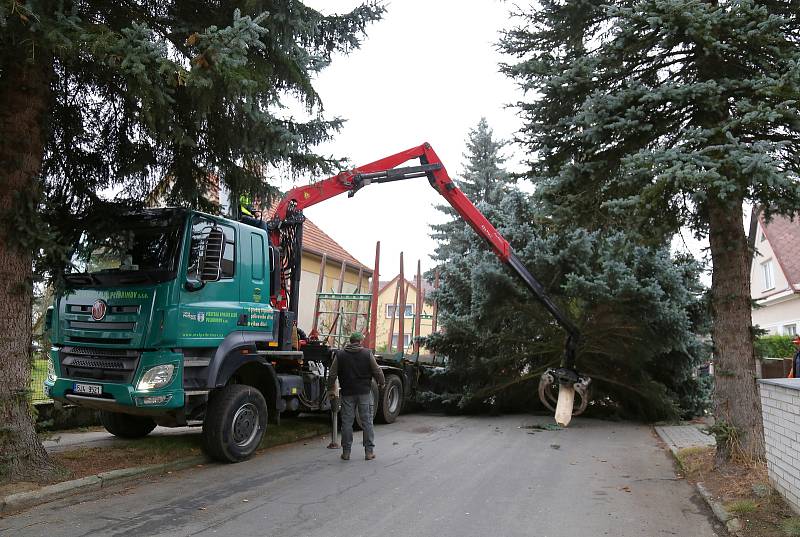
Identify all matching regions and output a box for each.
[538,368,592,424]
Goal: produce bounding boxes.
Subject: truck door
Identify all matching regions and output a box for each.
[238,230,274,335]
[178,216,240,346]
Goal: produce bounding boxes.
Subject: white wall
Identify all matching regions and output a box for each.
[760,379,800,513]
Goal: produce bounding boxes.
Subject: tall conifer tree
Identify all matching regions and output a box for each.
[0,0,383,481]
[430,118,510,268]
[501,0,800,459]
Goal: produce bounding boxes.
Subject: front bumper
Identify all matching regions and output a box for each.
[46,348,185,416]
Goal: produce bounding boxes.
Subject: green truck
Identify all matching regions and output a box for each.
[44,207,411,462]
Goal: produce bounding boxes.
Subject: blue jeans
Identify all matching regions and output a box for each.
[340,392,375,452]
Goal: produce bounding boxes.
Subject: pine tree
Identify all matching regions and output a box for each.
[0,0,383,482]
[426,189,709,420]
[430,118,510,268]
[500,0,800,459]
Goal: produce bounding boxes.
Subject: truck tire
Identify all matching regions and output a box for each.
[376,375,403,424]
[354,380,379,430]
[99,411,157,439]
[203,384,268,463]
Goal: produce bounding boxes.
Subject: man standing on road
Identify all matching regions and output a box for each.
[327,332,385,461]
[790,335,800,378]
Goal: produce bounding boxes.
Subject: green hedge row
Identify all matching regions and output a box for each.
[755,335,797,359]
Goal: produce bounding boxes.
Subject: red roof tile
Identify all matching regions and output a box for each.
[759,212,800,290]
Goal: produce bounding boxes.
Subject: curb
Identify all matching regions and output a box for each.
[654,427,741,536]
[0,455,209,517]
[696,482,743,536]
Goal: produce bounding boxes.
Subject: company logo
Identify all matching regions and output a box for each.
[196,312,205,323]
[91,300,108,321]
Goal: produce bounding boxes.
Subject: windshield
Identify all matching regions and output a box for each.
[68,209,186,285]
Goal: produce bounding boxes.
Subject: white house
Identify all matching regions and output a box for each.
[749,209,800,335]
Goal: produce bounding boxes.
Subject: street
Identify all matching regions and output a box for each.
[2,414,719,537]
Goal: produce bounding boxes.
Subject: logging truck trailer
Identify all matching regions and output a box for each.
[44,142,589,463]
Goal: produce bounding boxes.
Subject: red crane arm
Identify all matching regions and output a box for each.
[270,143,511,261]
[267,142,580,370]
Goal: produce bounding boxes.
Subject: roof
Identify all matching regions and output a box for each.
[261,199,372,274]
[302,218,372,273]
[378,275,436,296]
[753,209,800,291]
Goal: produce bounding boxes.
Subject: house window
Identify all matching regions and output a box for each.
[762,260,775,291]
[386,304,414,318]
[784,324,797,336]
[391,333,412,348]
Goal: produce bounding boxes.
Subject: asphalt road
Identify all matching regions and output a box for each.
[2,414,719,537]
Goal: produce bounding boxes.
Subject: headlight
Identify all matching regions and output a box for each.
[46,357,57,382]
[137,364,175,390]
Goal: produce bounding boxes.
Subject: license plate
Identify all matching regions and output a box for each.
[73,382,103,396]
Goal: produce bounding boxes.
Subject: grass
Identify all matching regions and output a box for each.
[781,518,800,537]
[674,445,799,537]
[675,446,714,478]
[725,499,759,515]
[51,416,332,483]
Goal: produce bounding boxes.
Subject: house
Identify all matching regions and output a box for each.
[374,275,436,355]
[749,209,800,335]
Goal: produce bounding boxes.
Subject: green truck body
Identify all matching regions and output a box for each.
[43,208,408,461]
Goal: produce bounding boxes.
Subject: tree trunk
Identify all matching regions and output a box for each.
[708,199,765,461]
[0,56,59,481]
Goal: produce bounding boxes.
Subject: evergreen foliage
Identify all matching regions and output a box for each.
[426,121,709,420]
[429,118,510,269]
[499,0,800,457]
[499,0,800,238]
[1,0,384,280]
[427,189,710,420]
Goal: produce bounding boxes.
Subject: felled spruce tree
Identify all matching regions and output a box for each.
[427,188,709,420]
[500,0,800,459]
[0,0,383,482]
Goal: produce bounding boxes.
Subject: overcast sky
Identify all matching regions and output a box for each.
[276,0,524,279]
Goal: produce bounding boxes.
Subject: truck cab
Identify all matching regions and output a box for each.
[45,208,310,461]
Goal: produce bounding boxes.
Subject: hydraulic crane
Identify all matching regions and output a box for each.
[262,142,591,423]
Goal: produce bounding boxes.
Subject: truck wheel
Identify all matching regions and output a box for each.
[203,384,267,463]
[376,375,403,424]
[99,411,157,439]
[355,380,379,430]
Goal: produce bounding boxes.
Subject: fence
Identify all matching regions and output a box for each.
[30,356,51,402]
[759,357,793,380]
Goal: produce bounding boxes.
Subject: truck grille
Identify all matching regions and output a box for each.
[64,303,140,346]
[60,346,140,383]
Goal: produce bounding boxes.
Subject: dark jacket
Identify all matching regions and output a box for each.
[327,343,386,396]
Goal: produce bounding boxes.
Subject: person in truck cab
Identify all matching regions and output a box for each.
[327,332,385,461]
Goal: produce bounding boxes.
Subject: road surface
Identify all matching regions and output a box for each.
[2,414,719,537]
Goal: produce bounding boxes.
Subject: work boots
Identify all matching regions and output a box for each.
[341,451,350,461]
[365,451,375,461]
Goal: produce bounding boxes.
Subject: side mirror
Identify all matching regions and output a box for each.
[184,279,205,292]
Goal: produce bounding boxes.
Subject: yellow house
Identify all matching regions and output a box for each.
[374,275,435,356]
